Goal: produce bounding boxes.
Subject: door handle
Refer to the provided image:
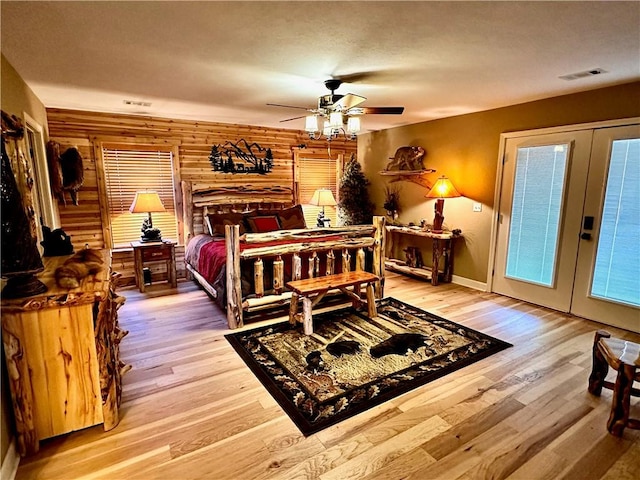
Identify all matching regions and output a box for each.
[581,232,592,240]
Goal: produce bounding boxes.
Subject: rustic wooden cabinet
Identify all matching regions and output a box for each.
[131,240,177,292]
[1,250,129,456]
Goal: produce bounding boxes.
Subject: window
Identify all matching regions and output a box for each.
[505,144,569,287]
[295,151,342,227]
[101,145,178,248]
[591,138,640,306]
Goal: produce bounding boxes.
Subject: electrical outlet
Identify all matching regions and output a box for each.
[473,202,482,212]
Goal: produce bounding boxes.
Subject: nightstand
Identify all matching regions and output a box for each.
[131,240,177,292]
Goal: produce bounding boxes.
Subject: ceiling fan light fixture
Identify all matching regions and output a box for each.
[305,115,319,133]
[329,111,343,129]
[346,116,361,135]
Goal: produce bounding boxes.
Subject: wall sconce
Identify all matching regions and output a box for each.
[129,191,166,242]
[309,188,337,227]
[425,176,461,233]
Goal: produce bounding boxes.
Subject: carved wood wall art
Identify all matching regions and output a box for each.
[209,139,273,174]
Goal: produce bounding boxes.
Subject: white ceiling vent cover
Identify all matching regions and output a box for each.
[559,68,607,81]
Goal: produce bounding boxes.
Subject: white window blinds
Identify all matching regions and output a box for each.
[297,156,339,227]
[102,146,177,248]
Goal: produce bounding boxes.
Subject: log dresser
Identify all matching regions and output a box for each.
[1,250,129,456]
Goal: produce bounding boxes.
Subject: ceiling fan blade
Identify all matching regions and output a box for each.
[267,103,310,111]
[357,106,405,115]
[332,93,366,111]
[280,115,307,122]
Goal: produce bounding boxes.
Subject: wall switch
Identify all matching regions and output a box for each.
[473,202,482,212]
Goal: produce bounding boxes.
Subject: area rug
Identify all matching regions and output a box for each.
[225,297,511,436]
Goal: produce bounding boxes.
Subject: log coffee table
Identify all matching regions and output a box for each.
[286,271,379,335]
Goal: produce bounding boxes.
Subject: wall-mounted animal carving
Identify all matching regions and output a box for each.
[385,146,426,171]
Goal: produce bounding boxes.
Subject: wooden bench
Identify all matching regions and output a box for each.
[286,271,379,335]
[588,330,640,436]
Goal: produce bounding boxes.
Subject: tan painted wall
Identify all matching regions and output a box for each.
[360,82,640,284]
[0,53,52,468]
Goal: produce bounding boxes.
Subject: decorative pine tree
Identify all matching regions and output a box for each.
[338,153,375,225]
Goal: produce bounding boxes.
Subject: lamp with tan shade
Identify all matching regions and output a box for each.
[425,176,461,233]
[309,188,337,227]
[129,191,166,242]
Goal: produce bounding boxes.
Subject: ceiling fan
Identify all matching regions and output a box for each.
[267,79,404,139]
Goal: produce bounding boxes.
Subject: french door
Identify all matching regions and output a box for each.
[492,122,639,333]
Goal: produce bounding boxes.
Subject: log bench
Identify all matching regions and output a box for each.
[286,271,379,335]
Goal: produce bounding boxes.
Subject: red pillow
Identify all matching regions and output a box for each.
[246,215,281,233]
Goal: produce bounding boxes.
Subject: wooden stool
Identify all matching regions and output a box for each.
[588,330,640,436]
[286,271,379,335]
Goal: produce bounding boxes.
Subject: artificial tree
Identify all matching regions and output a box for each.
[337,153,374,225]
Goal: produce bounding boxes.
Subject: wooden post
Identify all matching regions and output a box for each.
[292,253,302,281]
[289,292,299,327]
[308,252,318,278]
[181,180,193,245]
[302,297,313,335]
[225,224,243,329]
[273,255,284,294]
[342,249,351,272]
[372,216,386,298]
[254,258,264,298]
[355,248,365,271]
[366,283,377,318]
[326,250,335,275]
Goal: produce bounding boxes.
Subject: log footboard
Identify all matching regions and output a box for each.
[224,216,386,329]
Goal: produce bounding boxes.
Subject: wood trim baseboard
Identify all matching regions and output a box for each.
[451,274,487,291]
[1,440,20,480]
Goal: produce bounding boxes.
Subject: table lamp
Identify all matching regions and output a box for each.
[309,188,337,227]
[425,176,460,233]
[129,191,166,242]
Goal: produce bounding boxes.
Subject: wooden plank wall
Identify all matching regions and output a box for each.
[46,109,357,287]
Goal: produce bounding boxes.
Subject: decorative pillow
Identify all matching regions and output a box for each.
[206,212,247,236]
[246,215,281,233]
[276,205,306,230]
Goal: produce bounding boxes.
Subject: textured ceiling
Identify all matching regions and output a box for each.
[2,1,639,133]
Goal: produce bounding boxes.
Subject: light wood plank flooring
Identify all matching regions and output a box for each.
[14,273,640,479]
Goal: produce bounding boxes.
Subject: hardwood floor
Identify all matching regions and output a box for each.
[14,273,640,479]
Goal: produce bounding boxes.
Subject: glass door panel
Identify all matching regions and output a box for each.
[492,130,593,312]
[505,144,569,287]
[572,125,640,332]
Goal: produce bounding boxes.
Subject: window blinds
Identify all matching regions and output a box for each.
[102,146,177,247]
[297,156,338,227]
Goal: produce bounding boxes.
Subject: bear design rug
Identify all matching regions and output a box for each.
[225,297,512,436]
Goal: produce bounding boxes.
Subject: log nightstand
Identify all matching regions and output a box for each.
[131,240,177,292]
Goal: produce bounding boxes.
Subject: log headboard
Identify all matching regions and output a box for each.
[181,181,295,242]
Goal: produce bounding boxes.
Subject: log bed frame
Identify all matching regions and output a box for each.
[182,181,386,329]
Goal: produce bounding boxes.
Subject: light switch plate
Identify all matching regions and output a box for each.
[473,202,482,212]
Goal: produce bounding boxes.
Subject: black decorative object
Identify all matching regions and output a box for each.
[41,225,74,256]
[1,117,47,298]
[209,139,273,174]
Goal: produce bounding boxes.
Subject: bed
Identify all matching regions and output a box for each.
[182,181,386,329]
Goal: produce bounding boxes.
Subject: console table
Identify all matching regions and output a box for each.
[385,225,461,285]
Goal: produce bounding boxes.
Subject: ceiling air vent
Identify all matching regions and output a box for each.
[559,68,607,81]
[123,99,152,107]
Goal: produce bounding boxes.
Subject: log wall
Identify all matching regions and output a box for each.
[46,109,357,287]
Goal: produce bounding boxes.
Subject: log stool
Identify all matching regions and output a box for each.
[286,271,379,335]
[587,330,640,436]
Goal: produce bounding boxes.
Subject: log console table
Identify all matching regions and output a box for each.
[385,225,461,286]
[1,250,129,456]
